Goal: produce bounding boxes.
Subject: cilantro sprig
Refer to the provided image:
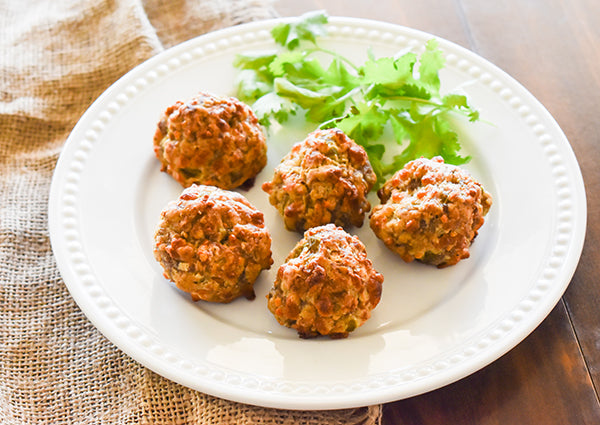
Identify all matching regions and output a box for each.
[233,11,479,186]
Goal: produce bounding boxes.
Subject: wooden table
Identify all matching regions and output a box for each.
[275,1,600,423]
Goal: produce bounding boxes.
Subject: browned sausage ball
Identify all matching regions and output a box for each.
[262,128,376,233]
[153,92,267,189]
[370,156,492,268]
[267,224,383,339]
[153,184,273,303]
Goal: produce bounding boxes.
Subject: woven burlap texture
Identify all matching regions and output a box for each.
[0,0,381,423]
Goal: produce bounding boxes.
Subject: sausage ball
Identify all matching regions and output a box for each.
[262,128,376,232]
[153,184,273,303]
[267,224,383,339]
[153,92,267,189]
[370,156,492,268]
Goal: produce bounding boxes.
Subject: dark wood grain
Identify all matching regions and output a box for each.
[382,302,600,424]
[274,0,600,422]
[456,0,600,402]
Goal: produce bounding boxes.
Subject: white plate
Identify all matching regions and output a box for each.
[49,17,586,410]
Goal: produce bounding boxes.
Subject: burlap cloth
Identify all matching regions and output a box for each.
[0,1,381,423]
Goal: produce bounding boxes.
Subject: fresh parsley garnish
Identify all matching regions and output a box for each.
[233,11,479,186]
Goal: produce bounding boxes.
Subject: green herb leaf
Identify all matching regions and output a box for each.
[251,92,297,126]
[271,11,329,50]
[233,50,278,70]
[335,102,389,146]
[418,39,445,92]
[235,69,272,101]
[390,110,470,169]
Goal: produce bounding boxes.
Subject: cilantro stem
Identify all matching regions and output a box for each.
[333,86,362,106]
[387,95,477,120]
[386,96,440,105]
[304,47,360,72]
[318,113,348,129]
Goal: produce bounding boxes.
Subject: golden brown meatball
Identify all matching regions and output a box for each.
[262,128,376,233]
[153,184,273,303]
[267,224,383,339]
[153,92,267,189]
[370,156,492,268]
